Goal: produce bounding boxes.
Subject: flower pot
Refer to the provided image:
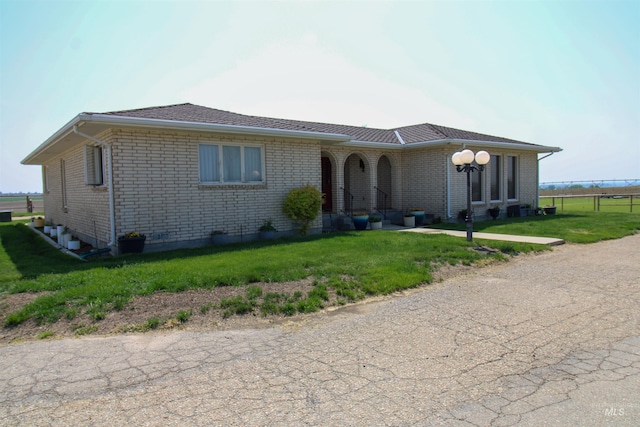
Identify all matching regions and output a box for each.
[211,234,229,245]
[118,236,146,253]
[34,218,45,228]
[68,240,81,250]
[544,206,557,215]
[410,210,425,226]
[403,215,415,227]
[44,225,52,234]
[259,231,278,240]
[370,221,382,230]
[352,215,369,230]
[50,228,57,238]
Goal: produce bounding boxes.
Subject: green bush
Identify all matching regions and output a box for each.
[283,185,323,235]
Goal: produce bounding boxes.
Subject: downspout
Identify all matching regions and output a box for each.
[537,152,555,206]
[72,125,116,247]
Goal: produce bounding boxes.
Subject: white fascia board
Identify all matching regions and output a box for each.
[336,140,404,149]
[81,114,352,143]
[406,138,563,153]
[21,115,83,164]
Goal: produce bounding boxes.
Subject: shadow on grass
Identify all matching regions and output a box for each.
[0,221,365,281]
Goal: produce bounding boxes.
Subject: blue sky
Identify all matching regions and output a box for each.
[1,0,639,193]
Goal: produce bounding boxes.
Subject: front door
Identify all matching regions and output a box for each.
[321,157,332,212]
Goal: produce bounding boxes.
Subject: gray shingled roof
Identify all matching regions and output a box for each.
[97,103,531,145]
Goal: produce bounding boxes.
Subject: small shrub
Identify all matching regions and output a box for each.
[283,185,323,235]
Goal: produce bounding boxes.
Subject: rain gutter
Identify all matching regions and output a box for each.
[72,125,116,248]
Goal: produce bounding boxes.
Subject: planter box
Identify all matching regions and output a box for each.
[33,218,45,227]
[544,206,557,215]
[370,221,382,230]
[0,210,11,222]
[118,236,146,254]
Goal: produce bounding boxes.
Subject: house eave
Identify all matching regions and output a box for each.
[22,113,352,165]
[332,138,562,152]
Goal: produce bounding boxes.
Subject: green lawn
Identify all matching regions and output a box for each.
[1,221,542,327]
[432,211,640,244]
[2,210,638,328]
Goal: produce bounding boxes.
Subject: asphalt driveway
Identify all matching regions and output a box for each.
[1,234,639,426]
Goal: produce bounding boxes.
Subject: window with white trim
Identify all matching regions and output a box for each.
[84,145,104,185]
[490,155,501,201]
[471,163,483,202]
[507,156,517,200]
[199,143,264,184]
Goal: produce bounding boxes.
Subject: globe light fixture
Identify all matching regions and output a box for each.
[451,149,491,241]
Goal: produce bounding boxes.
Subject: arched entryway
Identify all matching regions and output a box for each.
[343,153,370,214]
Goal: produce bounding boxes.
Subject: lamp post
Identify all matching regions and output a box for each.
[451,149,490,242]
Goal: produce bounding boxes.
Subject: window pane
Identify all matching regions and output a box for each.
[472,167,482,202]
[491,155,501,200]
[507,156,517,199]
[223,145,241,182]
[199,145,219,182]
[244,147,262,182]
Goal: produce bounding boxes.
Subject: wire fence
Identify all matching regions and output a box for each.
[539,194,639,213]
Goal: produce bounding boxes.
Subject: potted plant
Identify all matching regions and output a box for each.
[33,216,45,228]
[258,220,278,240]
[487,206,501,220]
[369,215,382,230]
[211,230,228,245]
[409,208,425,226]
[44,222,52,234]
[544,205,557,215]
[403,213,415,228]
[352,212,369,230]
[67,238,81,250]
[118,231,146,254]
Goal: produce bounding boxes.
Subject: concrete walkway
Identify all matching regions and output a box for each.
[1,234,638,426]
[402,227,566,246]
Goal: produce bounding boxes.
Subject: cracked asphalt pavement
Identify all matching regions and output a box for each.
[1,234,639,426]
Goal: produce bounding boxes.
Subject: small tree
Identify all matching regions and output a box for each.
[283,185,323,235]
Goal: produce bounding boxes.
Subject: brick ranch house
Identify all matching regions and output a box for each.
[22,103,561,254]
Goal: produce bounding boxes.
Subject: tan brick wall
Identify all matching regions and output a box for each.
[41,138,111,247]
[108,129,322,250]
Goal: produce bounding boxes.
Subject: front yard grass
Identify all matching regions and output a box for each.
[431,211,640,244]
[1,210,637,333]
[0,221,543,329]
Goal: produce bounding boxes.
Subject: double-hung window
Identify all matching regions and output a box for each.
[84,145,104,185]
[199,143,264,184]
